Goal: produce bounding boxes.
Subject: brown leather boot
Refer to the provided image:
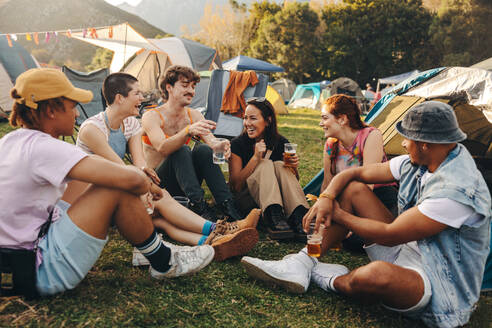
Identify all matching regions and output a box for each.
[205,228,259,262]
[214,208,261,235]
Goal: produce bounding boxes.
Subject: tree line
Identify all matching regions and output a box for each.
[185,0,492,86]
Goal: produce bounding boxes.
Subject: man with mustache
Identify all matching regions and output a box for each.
[141,65,242,221]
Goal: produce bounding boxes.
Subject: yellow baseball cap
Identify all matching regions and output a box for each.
[12,68,93,109]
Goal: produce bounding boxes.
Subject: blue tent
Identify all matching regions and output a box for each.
[223,55,284,72]
[288,82,322,109]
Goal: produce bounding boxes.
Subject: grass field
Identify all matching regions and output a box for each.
[0,108,491,327]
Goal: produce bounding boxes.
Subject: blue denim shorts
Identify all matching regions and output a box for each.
[36,201,107,296]
[364,242,432,316]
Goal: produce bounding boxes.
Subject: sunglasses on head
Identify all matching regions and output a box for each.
[246,97,267,104]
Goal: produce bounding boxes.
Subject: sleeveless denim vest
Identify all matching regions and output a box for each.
[397,144,491,328]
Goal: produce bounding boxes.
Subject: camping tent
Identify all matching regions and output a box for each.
[146,37,221,71]
[305,67,492,191]
[271,78,296,103]
[0,37,39,115]
[71,23,162,74]
[322,77,364,103]
[471,57,492,71]
[266,85,288,115]
[223,55,284,72]
[377,70,420,88]
[288,83,322,109]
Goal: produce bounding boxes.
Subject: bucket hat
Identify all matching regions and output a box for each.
[395,101,466,143]
[12,68,92,109]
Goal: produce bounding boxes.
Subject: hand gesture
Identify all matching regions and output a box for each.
[149,181,163,201]
[188,120,216,137]
[141,166,160,185]
[302,197,334,233]
[254,139,266,160]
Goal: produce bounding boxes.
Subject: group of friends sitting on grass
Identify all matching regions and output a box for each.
[0,66,490,328]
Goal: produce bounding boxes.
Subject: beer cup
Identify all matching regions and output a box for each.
[307,224,325,257]
[283,143,297,167]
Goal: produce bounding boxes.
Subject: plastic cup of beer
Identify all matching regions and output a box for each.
[284,143,297,167]
[212,138,228,164]
[307,224,325,258]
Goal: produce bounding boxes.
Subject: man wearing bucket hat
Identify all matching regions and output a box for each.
[0,68,216,297]
[241,101,491,327]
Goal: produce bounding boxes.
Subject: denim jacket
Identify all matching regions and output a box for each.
[397,144,491,328]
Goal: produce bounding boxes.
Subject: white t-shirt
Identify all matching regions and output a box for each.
[76,111,141,155]
[389,155,484,228]
[0,129,87,249]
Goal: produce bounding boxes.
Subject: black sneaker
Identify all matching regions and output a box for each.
[288,206,309,243]
[217,199,242,222]
[264,205,294,240]
[189,199,217,221]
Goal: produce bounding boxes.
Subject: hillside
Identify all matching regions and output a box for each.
[0,0,167,70]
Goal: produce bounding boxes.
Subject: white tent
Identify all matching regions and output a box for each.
[71,23,162,73]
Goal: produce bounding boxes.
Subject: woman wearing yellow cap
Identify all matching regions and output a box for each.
[0,68,215,297]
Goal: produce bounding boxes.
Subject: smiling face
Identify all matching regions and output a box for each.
[120,82,144,116]
[167,76,196,106]
[244,104,268,140]
[319,104,344,138]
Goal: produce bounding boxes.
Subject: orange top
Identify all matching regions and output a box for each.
[142,107,193,146]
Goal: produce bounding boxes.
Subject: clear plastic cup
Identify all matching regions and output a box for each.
[212,138,228,164]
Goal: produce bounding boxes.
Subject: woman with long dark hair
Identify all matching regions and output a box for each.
[229,97,309,241]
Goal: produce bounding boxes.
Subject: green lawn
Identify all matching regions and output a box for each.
[0,109,491,327]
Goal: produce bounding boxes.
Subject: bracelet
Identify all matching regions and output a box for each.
[184,125,191,136]
[319,192,335,200]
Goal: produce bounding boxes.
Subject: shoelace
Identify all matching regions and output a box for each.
[215,219,238,235]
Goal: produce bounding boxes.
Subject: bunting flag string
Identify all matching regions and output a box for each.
[0,24,117,47]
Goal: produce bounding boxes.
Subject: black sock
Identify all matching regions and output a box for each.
[135,230,171,273]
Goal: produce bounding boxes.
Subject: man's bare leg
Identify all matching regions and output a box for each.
[334,261,425,309]
[325,182,424,309]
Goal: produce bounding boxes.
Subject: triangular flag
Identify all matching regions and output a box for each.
[6,35,12,47]
[34,32,39,45]
[82,29,87,38]
[109,26,113,38]
[66,29,72,38]
[26,33,32,41]
[90,28,98,38]
[45,31,50,43]
[10,34,17,41]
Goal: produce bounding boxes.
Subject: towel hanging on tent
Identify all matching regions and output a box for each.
[221,71,258,118]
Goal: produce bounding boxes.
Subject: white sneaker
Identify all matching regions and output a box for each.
[311,262,349,293]
[132,247,150,266]
[150,244,214,279]
[241,252,317,294]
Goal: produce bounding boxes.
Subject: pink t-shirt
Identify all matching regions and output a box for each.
[0,129,87,250]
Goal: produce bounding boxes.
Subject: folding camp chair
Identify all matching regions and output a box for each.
[203,69,268,139]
